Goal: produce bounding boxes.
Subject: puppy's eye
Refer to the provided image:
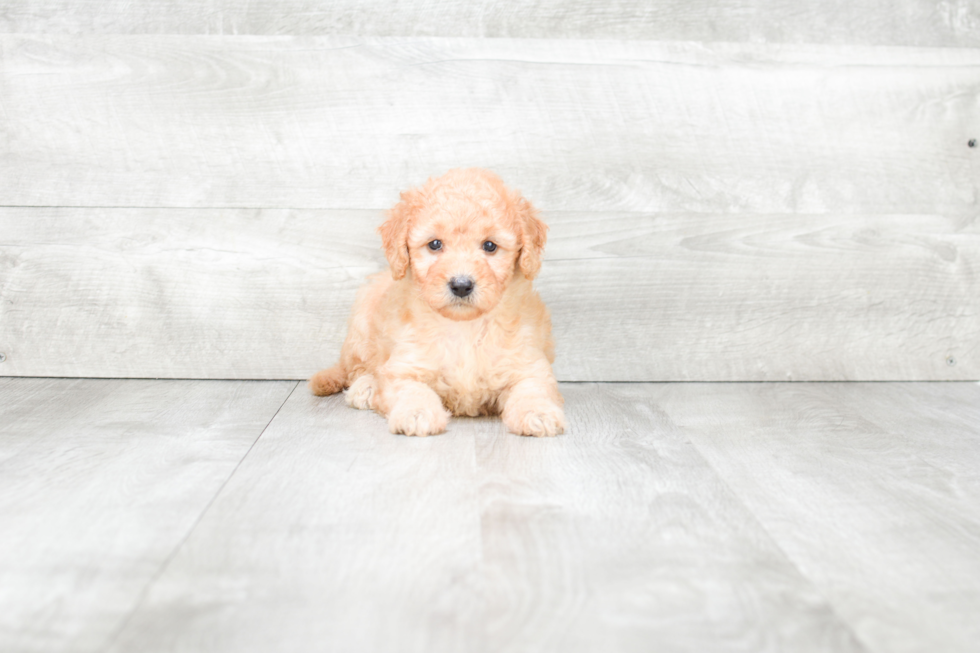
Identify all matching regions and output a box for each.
[427,240,442,251]
[482,241,497,253]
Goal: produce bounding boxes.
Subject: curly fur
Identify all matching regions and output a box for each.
[310,168,565,437]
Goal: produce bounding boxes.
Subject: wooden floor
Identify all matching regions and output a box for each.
[1,378,978,653]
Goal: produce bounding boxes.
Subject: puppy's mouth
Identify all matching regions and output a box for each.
[441,289,484,320]
[446,294,478,314]
[440,301,483,321]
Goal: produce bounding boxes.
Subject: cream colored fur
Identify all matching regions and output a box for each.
[309,168,565,437]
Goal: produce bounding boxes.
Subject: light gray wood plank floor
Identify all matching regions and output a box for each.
[2,379,979,652]
[0,378,296,653]
[657,383,980,653]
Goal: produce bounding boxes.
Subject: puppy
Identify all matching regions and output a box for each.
[309,168,565,437]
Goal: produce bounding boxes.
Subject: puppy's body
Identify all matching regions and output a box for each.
[311,169,565,437]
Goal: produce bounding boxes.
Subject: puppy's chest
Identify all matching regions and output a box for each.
[429,320,514,413]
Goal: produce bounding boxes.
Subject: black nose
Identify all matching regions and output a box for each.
[449,276,475,298]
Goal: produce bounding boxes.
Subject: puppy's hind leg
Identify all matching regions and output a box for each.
[309,364,347,396]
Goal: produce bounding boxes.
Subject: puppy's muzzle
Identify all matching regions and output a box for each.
[448,276,475,298]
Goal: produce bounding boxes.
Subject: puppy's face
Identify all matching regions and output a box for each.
[407,201,520,320]
[379,169,547,321]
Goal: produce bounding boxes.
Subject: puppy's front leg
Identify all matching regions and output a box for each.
[501,370,566,438]
[378,377,450,437]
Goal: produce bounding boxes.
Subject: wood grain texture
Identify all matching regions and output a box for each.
[2,37,978,213]
[1,208,976,381]
[4,379,977,651]
[106,383,865,653]
[0,378,296,653]
[657,382,980,653]
[472,383,863,652]
[1,0,979,47]
[105,383,487,653]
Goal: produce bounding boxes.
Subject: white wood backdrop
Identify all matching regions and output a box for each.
[2,1,979,46]
[0,12,978,381]
[2,38,978,213]
[0,208,977,380]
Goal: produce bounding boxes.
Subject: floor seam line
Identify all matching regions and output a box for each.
[98,380,300,652]
[675,423,876,653]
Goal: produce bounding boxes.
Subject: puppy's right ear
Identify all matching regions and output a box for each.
[513,193,548,280]
[378,187,422,280]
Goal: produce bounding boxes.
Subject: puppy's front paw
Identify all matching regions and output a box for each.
[344,374,377,410]
[387,403,450,437]
[503,401,566,437]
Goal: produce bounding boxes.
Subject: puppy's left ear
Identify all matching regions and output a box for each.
[378,187,422,280]
[512,192,548,280]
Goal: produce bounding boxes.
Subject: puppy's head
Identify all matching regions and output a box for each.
[379,168,547,321]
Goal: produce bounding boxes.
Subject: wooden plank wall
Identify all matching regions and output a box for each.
[0,3,978,381]
[3,1,980,45]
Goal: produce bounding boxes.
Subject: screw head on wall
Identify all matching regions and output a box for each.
[947,356,957,366]
[0,353,5,363]
[970,139,977,148]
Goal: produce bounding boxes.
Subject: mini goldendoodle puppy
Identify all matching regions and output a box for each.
[309,168,565,437]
